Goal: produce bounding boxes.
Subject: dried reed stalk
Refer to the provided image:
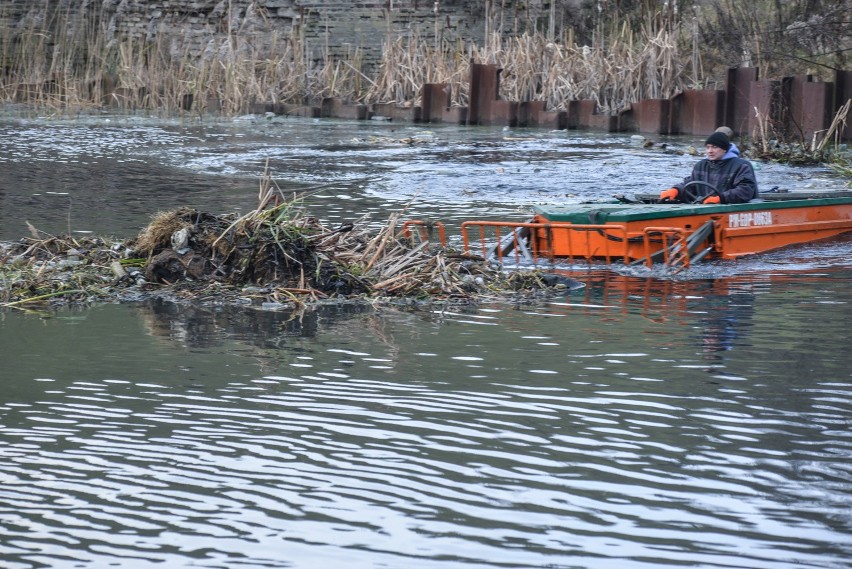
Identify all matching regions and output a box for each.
[752,106,772,155]
[813,99,851,152]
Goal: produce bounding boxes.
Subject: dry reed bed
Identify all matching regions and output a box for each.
[0,2,688,116]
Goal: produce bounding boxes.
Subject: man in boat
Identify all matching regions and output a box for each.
[659,131,758,204]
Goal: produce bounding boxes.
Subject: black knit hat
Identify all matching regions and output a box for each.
[705,132,731,151]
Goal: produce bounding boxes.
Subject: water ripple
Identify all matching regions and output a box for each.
[2,353,850,568]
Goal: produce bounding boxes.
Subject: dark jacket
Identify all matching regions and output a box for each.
[675,156,758,204]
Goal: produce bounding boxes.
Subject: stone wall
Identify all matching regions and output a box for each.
[67,1,549,71]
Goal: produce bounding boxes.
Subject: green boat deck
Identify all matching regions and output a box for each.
[533,196,852,224]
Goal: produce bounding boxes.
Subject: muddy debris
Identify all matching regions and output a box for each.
[1,202,576,311]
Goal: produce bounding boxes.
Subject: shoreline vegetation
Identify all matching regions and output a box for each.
[0,171,578,312]
[0,3,692,116]
[1,1,847,117]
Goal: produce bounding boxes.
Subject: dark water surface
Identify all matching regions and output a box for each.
[1,113,851,568]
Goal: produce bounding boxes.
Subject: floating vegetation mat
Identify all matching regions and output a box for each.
[0,200,576,312]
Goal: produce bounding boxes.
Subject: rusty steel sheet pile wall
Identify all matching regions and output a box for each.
[412,64,851,142]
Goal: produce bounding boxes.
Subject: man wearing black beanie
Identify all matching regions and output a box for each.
[704,131,732,151]
[659,131,758,204]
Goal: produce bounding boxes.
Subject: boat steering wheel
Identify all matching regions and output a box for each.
[681,181,720,204]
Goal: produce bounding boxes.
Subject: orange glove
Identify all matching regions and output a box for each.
[702,195,721,204]
[659,187,679,201]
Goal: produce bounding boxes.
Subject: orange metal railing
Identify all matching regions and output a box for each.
[460,220,633,265]
[402,218,700,269]
[639,227,689,269]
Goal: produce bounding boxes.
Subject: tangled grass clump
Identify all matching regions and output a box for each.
[1,180,574,311]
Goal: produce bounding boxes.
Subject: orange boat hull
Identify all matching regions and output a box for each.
[528,200,852,262]
[454,197,852,268]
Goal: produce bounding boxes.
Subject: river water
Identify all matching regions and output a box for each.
[1,112,851,569]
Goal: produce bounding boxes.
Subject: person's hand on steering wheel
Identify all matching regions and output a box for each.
[659,188,679,202]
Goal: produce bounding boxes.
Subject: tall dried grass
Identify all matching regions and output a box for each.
[0,2,689,116]
[364,28,472,106]
[362,24,687,114]
[0,1,107,109]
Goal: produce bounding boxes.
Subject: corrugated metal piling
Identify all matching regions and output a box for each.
[313,64,850,141]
